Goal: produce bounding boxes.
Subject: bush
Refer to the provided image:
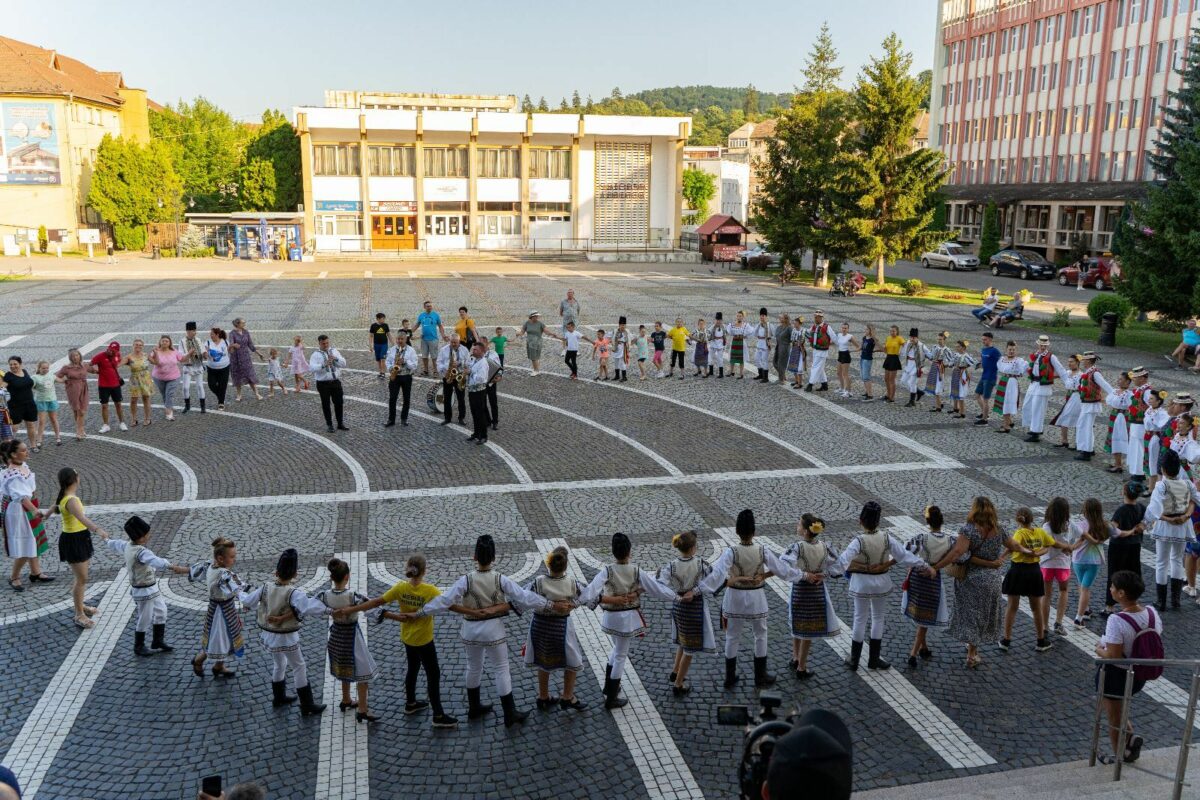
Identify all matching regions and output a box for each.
[159,247,176,258]
[183,247,215,258]
[1086,293,1134,327]
[1150,317,1184,333]
[902,279,927,296]
[872,284,897,295]
[1048,307,1073,327]
[37,225,48,254]
[748,255,774,270]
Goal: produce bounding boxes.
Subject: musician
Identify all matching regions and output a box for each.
[466,342,492,445]
[485,342,502,431]
[436,333,469,427]
[309,335,347,432]
[384,330,418,428]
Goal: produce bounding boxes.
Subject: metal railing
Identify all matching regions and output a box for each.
[314,236,689,255]
[1089,657,1198,800]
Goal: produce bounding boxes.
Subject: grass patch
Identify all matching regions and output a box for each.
[1013,317,1178,355]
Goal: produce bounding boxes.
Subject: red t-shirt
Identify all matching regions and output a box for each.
[90,351,121,388]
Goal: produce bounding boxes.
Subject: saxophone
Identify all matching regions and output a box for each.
[446,346,466,390]
[388,346,402,380]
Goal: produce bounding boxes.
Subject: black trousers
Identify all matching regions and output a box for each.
[565,351,578,376]
[486,383,498,425]
[442,381,465,422]
[1105,538,1143,607]
[316,379,344,426]
[670,351,686,369]
[387,375,412,423]
[206,366,230,405]
[468,390,490,441]
[404,641,444,714]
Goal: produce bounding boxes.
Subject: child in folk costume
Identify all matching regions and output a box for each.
[1145,450,1200,611]
[993,340,1028,433]
[947,340,976,419]
[658,530,715,697]
[899,328,925,407]
[579,532,679,709]
[319,558,379,723]
[1051,354,1083,449]
[1073,351,1116,462]
[1167,413,1198,482]
[1125,367,1155,488]
[787,316,807,389]
[524,546,587,712]
[190,536,246,679]
[102,515,188,656]
[707,313,728,377]
[1142,390,1171,493]
[729,310,750,379]
[699,509,799,689]
[998,508,1056,654]
[805,311,834,392]
[1105,371,1133,473]
[753,307,772,382]
[902,506,955,668]
[1159,394,1195,480]
[780,514,841,680]
[242,548,332,716]
[922,332,952,412]
[689,318,710,378]
[832,502,934,671]
[612,316,631,382]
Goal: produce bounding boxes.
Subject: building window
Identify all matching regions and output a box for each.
[1155,42,1166,73]
[316,214,363,236]
[313,144,360,176]
[1104,102,1115,131]
[529,202,571,222]
[368,145,415,176]
[1056,155,1067,182]
[477,147,520,178]
[424,147,469,178]
[477,215,521,235]
[1079,154,1090,181]
[529,148,571,179]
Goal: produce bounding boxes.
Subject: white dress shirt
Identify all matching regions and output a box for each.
[308,348,345,381]
[467,355,491,391]
[436,344,469,377]
[385,345,418,375]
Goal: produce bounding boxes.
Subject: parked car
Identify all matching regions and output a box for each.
[988,249,1057,280]
[921,242,980,271]
[1057,256,1121,290]
[738,246,780,267]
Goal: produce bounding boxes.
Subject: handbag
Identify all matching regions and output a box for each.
[943,562,968,581]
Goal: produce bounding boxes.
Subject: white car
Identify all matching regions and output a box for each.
[738,246,780,267]
[921,243,980,271]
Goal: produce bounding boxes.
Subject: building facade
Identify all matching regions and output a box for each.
[0,35,149,249]
[683,146,750,221]
[294,96,690,253]
[931,0,1199,259]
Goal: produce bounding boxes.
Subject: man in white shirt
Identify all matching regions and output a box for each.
[485,343,503,431]
[436,333,469,426]
[465,341,493,444]
[179,321,207,414]
[309,334,347,432]
[1022,335,1066,442]
[384,330,419,428]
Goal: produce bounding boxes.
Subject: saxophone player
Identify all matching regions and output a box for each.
[436,333,469,427]
[485,339,503,432]
[310,334,348,432]
[384,330,418,428]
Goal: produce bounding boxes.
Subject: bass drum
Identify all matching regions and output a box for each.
[425,384,445,414]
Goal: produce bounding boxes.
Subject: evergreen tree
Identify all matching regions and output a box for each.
[610,87,623,101]
[978,202,1000,264]
[571,90,582,110]
[537,96,550,112]
[585,95,595,114]
[1109,203,1135,258]
[521,94,534,113]
[559,97,569,111]
[743,85,760,116]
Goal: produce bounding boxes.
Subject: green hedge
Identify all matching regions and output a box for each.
[1086,293,1134,327]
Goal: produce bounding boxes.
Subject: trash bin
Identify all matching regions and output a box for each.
[152,245,160,260]
[1099,312,1118,347]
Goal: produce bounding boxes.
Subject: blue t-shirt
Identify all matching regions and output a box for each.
[980,346,1001,380]
[416,311,441,340]
[1182,328,1200,347]
[860,336,876,360]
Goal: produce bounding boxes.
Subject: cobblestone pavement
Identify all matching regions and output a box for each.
[0,269,1197,799]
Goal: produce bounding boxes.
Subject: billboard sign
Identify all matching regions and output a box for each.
[0,102,61,185]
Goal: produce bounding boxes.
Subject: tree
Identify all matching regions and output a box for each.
[610,87,623,101]
[88,134,181,250]
[743,85,760,116]
[521,94,534,113]
[917,69,933,110]
[36,225,47,253]
[584,95,595,114]
[150,98,250,211]
[242,109,301,211]
[571,90,582,110]
[978,202,1000,264]
[1109,203,1136,258]
[681,168,717,224]
[834,34,948,285]
[537,96,550,112]
[237,158,277,211]
[559,97,569,111]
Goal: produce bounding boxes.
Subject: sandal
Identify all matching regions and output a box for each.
[966,655,983,669]
[1124,735,1144,763]
[74,616,95,630]
[29,573,55,583]
[9,580,23,592]
[83,605,98,616]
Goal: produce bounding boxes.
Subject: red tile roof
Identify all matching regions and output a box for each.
[0,35,134,108]
[695,214,749,235]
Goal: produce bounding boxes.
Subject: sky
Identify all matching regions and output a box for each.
[6,0,938,120]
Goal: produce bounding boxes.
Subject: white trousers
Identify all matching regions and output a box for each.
[133,594,167,633]
[723,617,769,658]
[271,648,308,688]
[608,635,634,679]
[709,344,725,367]
[754,345,770,371]
[1127,423,1146,476]
[1022,391,1050,433]
[808,351,829,386]
[1077,404,1101,453]
[1155,539,1186,584]
[181,366,206,400]
[851,595,887,642]
[464,642,511,695]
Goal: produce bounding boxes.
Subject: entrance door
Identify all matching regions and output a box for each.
[371,215,417,250]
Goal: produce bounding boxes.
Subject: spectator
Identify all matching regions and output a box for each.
[972,288,1000,323]
[1093,569,1160,765]
[1166,318,1200,371]
[988,291,1025,329]
[0,765,20,800]
[764,709,852,800]
[559,289,581,328]
[228,781,266,800]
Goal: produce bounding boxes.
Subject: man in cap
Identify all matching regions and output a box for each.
[805,310,833,392]
[763,709,852,800]
[1073,351,1115,461]
[1021,335,1067,442]
[753,307,773,382]
[179,321,207,414]
[1125,366,1154,486]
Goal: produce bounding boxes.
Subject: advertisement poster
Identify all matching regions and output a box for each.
[0,102,62,185]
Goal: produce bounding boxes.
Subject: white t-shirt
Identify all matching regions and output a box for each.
[1101,606,1162,654]
[205,339,230,370]
[562,331,583,352]
[835,333,853,352]
[1039,523,1072,570]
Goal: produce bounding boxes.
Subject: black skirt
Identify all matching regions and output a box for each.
[883,354,902,371]
[58,531,94,564]
[1001,561,1045,597]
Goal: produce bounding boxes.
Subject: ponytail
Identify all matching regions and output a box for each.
[405,554,427,579]
[53,467,79,517]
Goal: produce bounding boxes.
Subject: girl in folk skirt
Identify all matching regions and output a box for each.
[901,506,955,668]
[923,332,951,413]
[690,319,710,377]
[1142,390,1171,493]
[1105,371,1133,473]
[993,341,1027,433]
[729,310,749,379]
[947,340,976,419]
[780,514,841,680]
[787,316,807,389]
[191,537,246,679]
[524,546,587,712]
[999,508,1056,654]
[1051,354,1083,448]
[321,558,379,723]
[657,530,715,696]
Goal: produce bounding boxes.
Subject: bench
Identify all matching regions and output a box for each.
[983,299,1025,327]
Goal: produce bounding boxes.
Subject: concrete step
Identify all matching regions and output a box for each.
[314,250,586,263]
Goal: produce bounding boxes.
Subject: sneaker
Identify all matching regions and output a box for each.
[1054,622,1067,636]
[997,639,1010,652]
[1183,586,1198,598]
[405,700,430,715]
[98,424,110,434]
[1073,616,1085,628]
[1035,638,1053,652]
[530,370,539,377]
[1082,609,1092,620]
[432,713,458,728]
[118,422,129,432]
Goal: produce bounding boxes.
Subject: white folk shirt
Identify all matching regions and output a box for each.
[754,322,772,350]
[699,545,800,619]
[385,345,418,375]
[105,539,171,599]
[239,583,330,652]
[308,348,345,382]
[579,564,679,637]
[420,572,550,645]
[832,532,928,598]
[436,344,469,378]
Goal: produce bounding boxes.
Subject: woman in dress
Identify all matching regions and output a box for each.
[902,505,955,668]
[1,439,54,591]
[787,316,807,390]
[54,348,90,442]
[516,311,546,376]
[1051,354,1082,448]
[882,325,904,403]
[780,514,840,679]
[205,327,231,409]
[229,318,264,402]
[772,313,792,384]
[122,339,154,426]
[54,467,107,628]
[993,340,1028,433]
[1,356,38,449]
[729,310,749,379]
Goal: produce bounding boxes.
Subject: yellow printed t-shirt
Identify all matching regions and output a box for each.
[884,335,905,356]
[1011,526,1056,564]
[381,581,441,646]
[668,327,690,352]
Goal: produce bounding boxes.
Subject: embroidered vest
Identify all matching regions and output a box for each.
[462,570,508,619]
[809,324,831,350]
[1128,385,1151,424]
[790,540,829,574]
[852,532,889,567]
[920,533,954,565]
[601,563,642,611]
[207,567,238,601]
[181,336,204,365]
[256,583,301,633]
[533,575,576,616]
[1030,353,1056,385]
[1162,478,1192,518]
[322,588,360,623]
[729,544,766,584]
[125,544,157,589]
[1079,370,1102,403]
[663,557,706,593]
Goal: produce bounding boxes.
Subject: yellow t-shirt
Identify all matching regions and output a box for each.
[381,581,441,646]
[59,495,87,533]
[668,327,690,352]
[454,318,477,342]
[1011,526,1056,564]
[884,335,905,356]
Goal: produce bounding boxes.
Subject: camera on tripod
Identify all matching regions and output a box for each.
[717,691,788,727]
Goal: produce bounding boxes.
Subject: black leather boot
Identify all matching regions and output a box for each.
[182,398,191,414]
[199,398,207,414]
[868,639,891,670]
[753,656,776,687]
[604,678,627,710]
[846,640,863,671]
[467,687,493,719]
[724,657,738,688]
[272,680,296,707]
[297,684,326,716]
[150,623,173,652]
[1024,431,1040,442]
[819,382,829,391]
[1155,583,1169,611]
[500,693,527,727]
[1170,578,1184,609]
[134,631,153,656]
[905,392,916,407]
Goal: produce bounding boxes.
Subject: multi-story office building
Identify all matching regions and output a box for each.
[294,93,689,253]
[931,0,1198,259]
[683,146,751,221]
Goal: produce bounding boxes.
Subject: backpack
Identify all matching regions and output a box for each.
[1117,608,1164,681]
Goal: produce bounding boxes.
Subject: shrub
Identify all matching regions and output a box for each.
[748,255,774,270]
[183,247,215,258]
[872,284,897,295]
[1048,307,1073,327]
[902,279,927,296]
[36,225,48,254]
[1086,293,1134,327]
[1150,317,1184,333]
[159,247,176,258]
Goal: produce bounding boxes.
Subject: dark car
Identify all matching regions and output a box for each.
[988,249,1057,280]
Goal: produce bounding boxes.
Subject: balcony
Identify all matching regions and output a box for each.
[1015,228,1049,246]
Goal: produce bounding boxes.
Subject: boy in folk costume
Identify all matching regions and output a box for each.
[753,307,773,382]
[947,340,976,419]
[1022,335,1068,442]
[179,321,207,414]
[922,331,952,412]
[1073,352,1116,462]
[993,340,1028,433]
[832,502,934,671]
[190,536,245,679]
[700,510,800,689]
[524,546,587,712]
[899,328,925,407]
[1144,450,1200,611]
[729,310,750,379]
[657,530,715,696]
[1125,367,1155,490]
[901,506,955,668]
[102,515,188,656]
[1104,371,1134,473]
[805,310,834,392]
[612,316,631,383]
[780,514,841,680]
[1050,354,1083,448]
[707,312,728,377]
[787,316,807,389]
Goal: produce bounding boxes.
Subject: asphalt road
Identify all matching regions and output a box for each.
[885,257,1092,305]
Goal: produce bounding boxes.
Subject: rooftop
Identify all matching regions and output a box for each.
[0,35,137,108]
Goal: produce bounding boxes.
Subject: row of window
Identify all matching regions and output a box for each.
[314,211,572,238]
[939,96,1163,146]
[312,144,572,178]
[950,150,1157,186]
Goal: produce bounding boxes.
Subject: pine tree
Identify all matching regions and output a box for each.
[1119,23,1200,320]
[571,90,582,110]
[585,95,595,114]
[610,87,623,101]
[559,97,569,111]
[521,94,534,113]
[978,202,1000,264]
[537,96,550,112]
[743,85,760,117]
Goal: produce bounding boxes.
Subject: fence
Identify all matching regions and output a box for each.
[317,237,690,255]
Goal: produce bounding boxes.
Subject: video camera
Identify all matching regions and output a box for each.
[717,692,798,800]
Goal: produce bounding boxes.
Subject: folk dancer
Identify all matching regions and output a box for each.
[805,311,834,392]
[179,321,207,414]
[485,339,502,431]
[612,316,631,382]
[690,318,710,378]
[832,502,934,671]
[523,546,587,711]
[1144,450,1200,611]
[579,532,679,709]
[993,341,1028,433]
[1104,371,1134,473]
[1160,394,1196,479]
[901,506,954,668]
[922,332,952,413]
[1073,352,1115,461]
[1167,411,1198,482]
[465,342,493,445]
[1141,390,1171,495]
[946,340,975,419]
[707,312,728,377]
[384,330,418,428]
[780,514,841,680]
[787,316,807,389]
[1050,354,1083,449]
[319,558,380,723]
[700,509,800,689]
[899,328,925,407]
[773,312,793,384]
[309,335,347,433]
[753,307,773,382]
[436,334,469,427]
[243,548,332,715]
[657,530,715,696]
[1125,367,1155,489]
[728,310,750,379]
[102,515,188,656]
[1022,336,1067,442]
[190,536,245,679]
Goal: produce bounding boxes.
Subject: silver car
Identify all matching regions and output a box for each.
[921,243,980,271]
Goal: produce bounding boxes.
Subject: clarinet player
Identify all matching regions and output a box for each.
[310,334,348,432]
[384,330,418,428]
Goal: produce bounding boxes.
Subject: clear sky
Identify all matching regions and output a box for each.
[6,0,937,119]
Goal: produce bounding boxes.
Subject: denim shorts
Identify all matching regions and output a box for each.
[859,359,873,382]
[35,400,58,413]
[975,377,997,399]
